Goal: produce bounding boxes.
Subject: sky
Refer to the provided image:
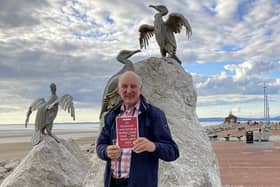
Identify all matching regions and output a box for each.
[0,0,279,124]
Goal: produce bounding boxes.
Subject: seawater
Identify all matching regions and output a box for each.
[0,122,100,131]
[0,121,229,130]
[200,121,223,127]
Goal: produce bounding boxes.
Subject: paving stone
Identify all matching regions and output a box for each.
[212,141,280,186]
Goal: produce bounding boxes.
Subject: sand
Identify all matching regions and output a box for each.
[0,131,97,160]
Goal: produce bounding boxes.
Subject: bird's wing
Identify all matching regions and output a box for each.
[25,98,46,127]
[165,13,192,39]
[58,95,75,120]
[29,98,46,111]
[138,24,155,49]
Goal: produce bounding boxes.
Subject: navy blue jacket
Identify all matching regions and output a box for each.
[96,95,179,187]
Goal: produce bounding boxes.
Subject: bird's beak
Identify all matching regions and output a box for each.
[128,50,141,58]
[149,5,156,9]
[149,5,162,13]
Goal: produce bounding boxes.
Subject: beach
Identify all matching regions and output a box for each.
[0,126,98,160]
[0,135,96,161]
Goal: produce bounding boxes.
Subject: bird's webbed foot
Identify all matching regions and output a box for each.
[50,134,60,143]
[171,54,182,64]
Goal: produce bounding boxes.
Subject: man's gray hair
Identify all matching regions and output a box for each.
[118,71,143,87]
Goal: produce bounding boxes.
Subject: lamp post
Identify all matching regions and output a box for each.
[263,82,267,126]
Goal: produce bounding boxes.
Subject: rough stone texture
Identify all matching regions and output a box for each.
[0,159,20,183]
[0,160,21,185]
[1,137,90,187]
[83,154,105,187]
[0,161,8,168]
[3,160,20,172]
[83,57,221,187]
[0,167,7,179]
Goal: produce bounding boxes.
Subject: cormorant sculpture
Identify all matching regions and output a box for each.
[25,83,75,145]
[139,5,192,64]
[99,49,141,123]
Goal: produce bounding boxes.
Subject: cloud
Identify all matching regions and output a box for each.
[197,94,264,106]
[0,0,49,28]
[215,0,240,20]
[224,58,280,80]
[0,0,279,122]
[193,71,280,96]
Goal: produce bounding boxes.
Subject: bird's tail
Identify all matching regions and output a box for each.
[32,130,41,146]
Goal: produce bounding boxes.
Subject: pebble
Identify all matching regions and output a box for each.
[0,159,21,185]
[4,160,20,172]
[0,161,8,167]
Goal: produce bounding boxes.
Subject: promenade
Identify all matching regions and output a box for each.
[212,141,280,186]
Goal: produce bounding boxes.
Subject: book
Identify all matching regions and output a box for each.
[116,116,139,149]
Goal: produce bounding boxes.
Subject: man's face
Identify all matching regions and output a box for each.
[118,72,142,109]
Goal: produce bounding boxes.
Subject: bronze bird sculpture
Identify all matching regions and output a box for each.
[139,5,192,64]
[25,83,75,145]
[99,49,141,123]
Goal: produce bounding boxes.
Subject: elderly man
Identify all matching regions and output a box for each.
[96,71,179,187]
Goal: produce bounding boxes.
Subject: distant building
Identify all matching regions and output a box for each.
[224,112,237,124]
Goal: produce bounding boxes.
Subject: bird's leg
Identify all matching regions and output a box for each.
[171,54,182,64]
[171,49,182,64]
[41,127,47,135]
[46,124,60,143]
[160,48,167,57]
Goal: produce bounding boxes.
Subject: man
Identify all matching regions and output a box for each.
[96,71,179,187]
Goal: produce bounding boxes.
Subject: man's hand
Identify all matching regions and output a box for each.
[106,145,121,160]
[132,137,156,153]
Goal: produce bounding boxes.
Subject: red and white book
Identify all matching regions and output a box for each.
[116,116,139,149]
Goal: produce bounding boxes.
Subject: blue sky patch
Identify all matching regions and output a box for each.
[184,60,241,76]
[222,45,241,52]
[105,16,114,24]
[71,7,88,22]
[73,31,105,39]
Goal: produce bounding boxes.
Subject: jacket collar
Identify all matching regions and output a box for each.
[139,94,148,113]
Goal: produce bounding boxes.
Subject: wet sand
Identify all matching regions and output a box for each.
[0,131,97,160]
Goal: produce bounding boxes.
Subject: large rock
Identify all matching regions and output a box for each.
[84,57,222,187]
[1,137,90,187]
[136,57,221,186]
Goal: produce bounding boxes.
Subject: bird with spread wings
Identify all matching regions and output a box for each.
[25,83,75,146]
[139,5,192,64]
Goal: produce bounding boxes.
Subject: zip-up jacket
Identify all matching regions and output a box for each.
[96,95,179,187]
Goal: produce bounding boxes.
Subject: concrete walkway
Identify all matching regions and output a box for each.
[212,141,280,186]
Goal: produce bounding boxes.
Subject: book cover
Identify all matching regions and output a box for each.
[116,116,139,149]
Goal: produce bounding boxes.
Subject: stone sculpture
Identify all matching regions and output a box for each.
[99,49,140,122]
[139,5,192,64]
[25,83,75,146]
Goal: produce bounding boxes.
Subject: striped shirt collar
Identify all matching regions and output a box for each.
[120,99,141,117]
